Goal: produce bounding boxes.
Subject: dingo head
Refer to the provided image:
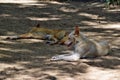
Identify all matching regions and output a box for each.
[64,26,82,47]
[29,24,41,32]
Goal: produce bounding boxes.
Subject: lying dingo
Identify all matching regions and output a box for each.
[6,24,68,44]
[51,26,110,61]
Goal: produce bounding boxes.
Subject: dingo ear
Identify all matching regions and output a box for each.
[36,24,40,28]
[75,26,80,36]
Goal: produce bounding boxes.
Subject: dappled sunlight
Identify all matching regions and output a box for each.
[0,0,120,80]
[0,14,11,17]
[81,21,99,26]
[111,38,120,49]
[84,56,120,69]
[0,47,33,53]
[0,63,25,71]
[107,8,120,12]
[60,6,79,12]
[17,39,44,43]
[17,61,31,65]
[27,17,61,21]
[48,1,69,5]
[79,24,119,43]
[11,75,36,80]
[0,0,38,4]
[32,56,48,60]
[0,54,11,58]
[90,2,105,7]
[19,3,48,8]
[0,40,16,44]
[104,56,120,60]
[84,66,119,80]
[12,58,88,79]
[78,13,99,19]
[4,68,57,80]
[6,31,18,35]
[78,13,110,25]
[100,23,120,29]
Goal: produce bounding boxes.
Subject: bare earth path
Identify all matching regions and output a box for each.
[0,0,120,80]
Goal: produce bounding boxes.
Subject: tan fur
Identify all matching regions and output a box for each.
[6,24,68,44]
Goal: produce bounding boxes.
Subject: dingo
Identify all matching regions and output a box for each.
[51,26,110,61]
[6,24,68,44]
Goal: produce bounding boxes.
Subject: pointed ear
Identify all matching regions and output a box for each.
[36,24,40,28]
[75,26,80,36]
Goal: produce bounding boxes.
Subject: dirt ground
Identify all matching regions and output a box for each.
[0,0,120,80]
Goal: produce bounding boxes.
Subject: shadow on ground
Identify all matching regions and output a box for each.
[0,0,120,80]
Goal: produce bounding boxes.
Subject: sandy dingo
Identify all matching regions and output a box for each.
[51,26,110,61]
[6,24,68,44]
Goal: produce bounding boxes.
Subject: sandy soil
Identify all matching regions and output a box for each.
[0,0,120,80]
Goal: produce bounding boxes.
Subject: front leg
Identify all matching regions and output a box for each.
[51,52,80,61]
[45,35,58,45]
